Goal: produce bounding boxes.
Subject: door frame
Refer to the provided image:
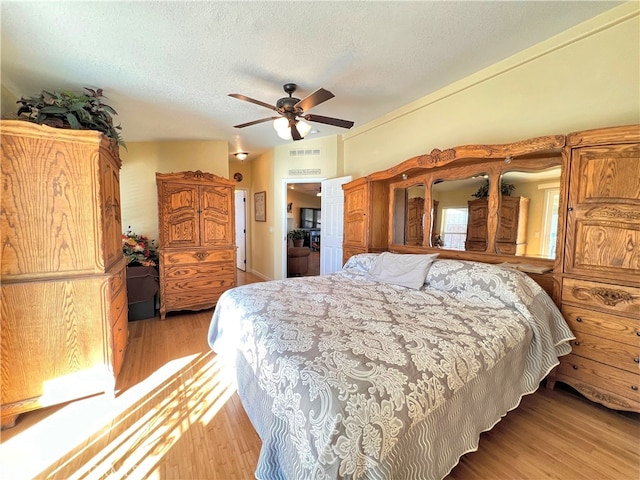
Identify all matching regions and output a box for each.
[281,177,324,279]
[235,188,247,271]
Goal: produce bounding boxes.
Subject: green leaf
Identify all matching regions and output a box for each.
[39,105,67,114]
[66,113,81,129]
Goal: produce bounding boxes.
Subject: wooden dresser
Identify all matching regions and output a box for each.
[550,125,640,412]
[466,196,529,255]
[156,171,236,319]
[1,120,128,428]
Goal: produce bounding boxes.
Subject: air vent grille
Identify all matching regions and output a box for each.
[289,148,321,157]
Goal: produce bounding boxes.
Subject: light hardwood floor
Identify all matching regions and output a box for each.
[1,269,638,479]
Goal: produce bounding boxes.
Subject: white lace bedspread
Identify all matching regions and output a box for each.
[208,258,574,480]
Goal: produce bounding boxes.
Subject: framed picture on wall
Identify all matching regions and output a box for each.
[254,191,266,222]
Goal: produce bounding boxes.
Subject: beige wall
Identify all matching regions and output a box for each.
[270,135,341,279]
[120,140,229,243]
[342,3,640,178]
[249,149,275,279]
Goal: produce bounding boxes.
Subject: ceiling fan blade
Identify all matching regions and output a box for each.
[233,117,278,128]
[290,119,302,141]
[295,88,335,112]
[229,93,276,111]
[304,114,354,129]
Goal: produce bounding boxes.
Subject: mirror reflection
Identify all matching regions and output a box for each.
[392,184,426,245]
[431,175,488,250]
[498,167,561,258]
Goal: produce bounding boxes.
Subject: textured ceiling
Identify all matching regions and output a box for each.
[0,1,621,161]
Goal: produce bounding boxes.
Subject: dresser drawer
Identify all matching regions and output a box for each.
[496,242,517,255]
[569,331,639,374]
[558,354,640,404]
[111,280,128,327]
[163,275,235,294]
[111,312,128,378]
[162,263,236,281]
[162,283,233,311]
[562,305,640,347]
[562,278,640,316]
[161,249,235,265]
[109,266,126,297]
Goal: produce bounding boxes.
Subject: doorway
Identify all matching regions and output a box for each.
[284,179,322,278]
[235,189,247,271]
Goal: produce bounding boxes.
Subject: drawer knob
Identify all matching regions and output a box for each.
[634,358,639,364]
[637,331,640,337]
[576,317,582,323]
[574,341,580,346]
[572,365,579,370]
[632,385,638,391]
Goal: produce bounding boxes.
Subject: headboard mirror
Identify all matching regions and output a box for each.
[498,166,562,259]
[431,174,489,250]
[392,182,426,245]
[390,154,563,261]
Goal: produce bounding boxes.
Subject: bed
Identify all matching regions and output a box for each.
[208,254,574,480]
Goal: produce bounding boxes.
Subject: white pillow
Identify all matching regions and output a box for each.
[366,252,439,289]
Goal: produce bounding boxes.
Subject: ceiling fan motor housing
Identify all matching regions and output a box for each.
[276,96,301,113]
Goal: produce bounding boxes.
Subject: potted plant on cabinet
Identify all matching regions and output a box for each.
[287,229,306,247]
[15,87,126,149]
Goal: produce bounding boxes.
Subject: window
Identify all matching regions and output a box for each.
[541,188,560,258]
[440,207,468,250]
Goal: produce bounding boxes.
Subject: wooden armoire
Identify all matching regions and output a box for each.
[156,171,236,319]
[549,125,640,412]
[1,120,128,429]
[465,196,529,255]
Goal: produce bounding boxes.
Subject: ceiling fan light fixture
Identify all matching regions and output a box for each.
[273,117,290,139]
[297,119,312,138]
[234,152,248,161]
[273,117,311,140]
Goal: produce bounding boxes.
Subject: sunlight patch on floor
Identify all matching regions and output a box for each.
[0,352,235,479]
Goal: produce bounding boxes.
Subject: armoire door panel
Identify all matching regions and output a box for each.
[101,156,124,270]
[573,145,640,205]
[571,221,640,275]
[167,217,200,246]
[565,143,640,282]
[199,186,232,245]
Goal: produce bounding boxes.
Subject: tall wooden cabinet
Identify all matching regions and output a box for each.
[1,120,128,428]
[551,125,640,412]
[465,196,529,255]
[342,178,389,264]
[405,197,425,246]
[156,171,236,319]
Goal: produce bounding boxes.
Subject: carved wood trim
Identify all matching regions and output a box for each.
[567,124,640,147]
[564,381,638,411]
[193,251,209,261]
[571,285,636,307]
[156,170,235,187]
[365,135,565,182]
[585,206,640,221]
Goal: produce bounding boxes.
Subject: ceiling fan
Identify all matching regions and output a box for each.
[229,83,354,141]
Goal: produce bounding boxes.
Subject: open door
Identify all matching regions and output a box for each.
[320,175,351,275]
[235,189,246,271]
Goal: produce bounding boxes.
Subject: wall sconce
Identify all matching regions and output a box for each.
[273,117,311,140]
[234,152,248,161]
